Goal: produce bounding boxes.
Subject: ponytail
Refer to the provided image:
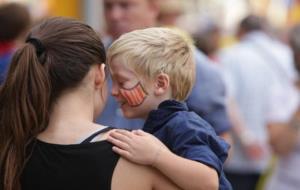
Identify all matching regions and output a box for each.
[0,43,50,190]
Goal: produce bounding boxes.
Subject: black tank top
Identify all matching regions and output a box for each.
[21,127,120,190]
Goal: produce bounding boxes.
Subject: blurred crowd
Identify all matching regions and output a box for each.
[1,0,300,190]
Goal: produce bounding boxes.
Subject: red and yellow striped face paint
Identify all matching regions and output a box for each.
[119,82,148,107]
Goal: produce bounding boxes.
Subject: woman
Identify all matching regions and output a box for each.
[0,17,180,190]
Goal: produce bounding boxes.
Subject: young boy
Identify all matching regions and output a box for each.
[106,27,232,190]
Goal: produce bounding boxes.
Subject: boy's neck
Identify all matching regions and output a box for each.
[147,97,172,114]
[139,89,173,119]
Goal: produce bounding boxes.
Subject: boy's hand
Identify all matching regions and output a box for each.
[107,129,168,165]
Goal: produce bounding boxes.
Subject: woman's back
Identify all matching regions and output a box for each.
[21,139,119,190]
[21,130,180,190]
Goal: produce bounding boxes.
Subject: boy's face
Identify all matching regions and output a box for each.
[109,57,159,119]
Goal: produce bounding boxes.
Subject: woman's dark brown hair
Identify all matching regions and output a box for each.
[0,17,106,190]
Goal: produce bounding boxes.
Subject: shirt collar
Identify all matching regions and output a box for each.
[143,100,188,134]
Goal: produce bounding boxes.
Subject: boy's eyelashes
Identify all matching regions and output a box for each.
[111,76,126,85]
[115,80,125,86]
[118,82,124,86]
[111,78,124,86]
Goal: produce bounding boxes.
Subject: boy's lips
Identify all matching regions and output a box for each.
[119,100,127,106]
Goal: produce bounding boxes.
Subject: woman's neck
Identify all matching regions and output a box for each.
[38,90,103,144]
[51,92,94,123]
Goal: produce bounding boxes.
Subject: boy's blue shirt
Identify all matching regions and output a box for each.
[143,100,232,190]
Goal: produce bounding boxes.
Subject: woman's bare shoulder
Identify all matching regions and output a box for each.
[111,158,181,190]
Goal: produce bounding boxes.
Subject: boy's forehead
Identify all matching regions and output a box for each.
[109,56,129,71]
[109,55,152,84]
[109,57,136,77]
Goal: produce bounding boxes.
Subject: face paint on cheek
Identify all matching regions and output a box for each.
[119,82,148,107]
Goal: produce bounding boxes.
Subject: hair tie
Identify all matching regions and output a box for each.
[25,37,45,57]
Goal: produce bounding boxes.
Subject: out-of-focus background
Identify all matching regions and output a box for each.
[1,0,300,44]
[2,1,300,190]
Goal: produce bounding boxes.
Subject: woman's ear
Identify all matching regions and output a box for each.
[149,0,160,18]
[154,73,170,96]
[95,63,106,89]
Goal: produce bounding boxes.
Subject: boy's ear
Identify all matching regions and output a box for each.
[154,73,170,96]
[95,63,106,89]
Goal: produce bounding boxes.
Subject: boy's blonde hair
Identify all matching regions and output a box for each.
[107,27,195,101]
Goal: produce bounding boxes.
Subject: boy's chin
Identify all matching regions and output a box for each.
[121,110,146,119]
[122,111,139,119]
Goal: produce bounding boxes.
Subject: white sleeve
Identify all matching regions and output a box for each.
[267,83,299,122]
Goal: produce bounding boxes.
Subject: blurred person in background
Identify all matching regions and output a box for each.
[157,0,183,26]
[265,24,300,190]
[0,2,31,84]
[98,0,232,144]
[219,15,297,190]
[103,0,159,43]
[193,19,222,63]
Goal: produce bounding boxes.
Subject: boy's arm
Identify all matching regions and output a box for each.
[153,148,218,190]
[107,129,218,190]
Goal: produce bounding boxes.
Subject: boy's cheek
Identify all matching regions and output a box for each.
[120,82,148,107]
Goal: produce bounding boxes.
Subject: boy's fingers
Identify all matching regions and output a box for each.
[109,131,132,143]
[115,129,133,138]
[108,129,117,134]
[107,136,130,150]
[134,129,146,136]
[112,146,132,159]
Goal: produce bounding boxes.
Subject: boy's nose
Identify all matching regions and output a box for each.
[111,83,119,97]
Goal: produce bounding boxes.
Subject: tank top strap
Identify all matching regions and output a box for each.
[80,127,113,144]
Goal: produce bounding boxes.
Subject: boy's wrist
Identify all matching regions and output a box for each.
[151,147,162,166]
[151,147,169,168]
